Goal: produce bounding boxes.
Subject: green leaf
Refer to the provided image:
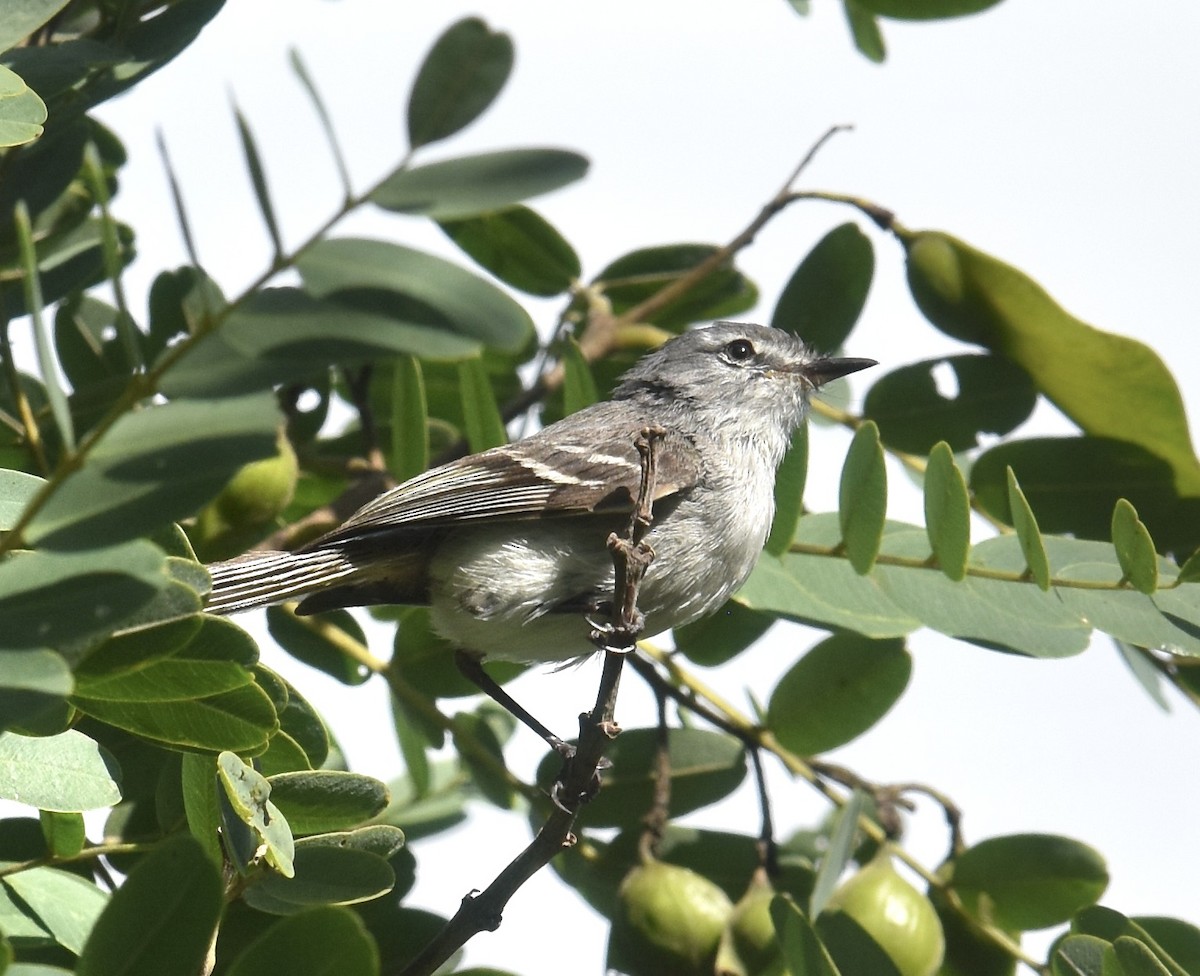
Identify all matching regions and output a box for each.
[1072,906,1194,976]
[233,105,283,257]
[297,237,535,353]
[390,355,429,483]
[0,65,47,148]
[0,469,44,530]
[766,425,808,557]
[924,442,970,580]
[158,289,478,399]
[0,649,73,731]
[72,681,277,754]
[452,707,513,810]
[262,676,330,773]
[372,148,588,219]
[951,833,1108,931]
[3,868,107,954]
[844,1,887,62]
[1006,466,1051,590]
[863,354,1037,454]
[772,895,842,976]
[769,635,910,755]
[76,835,222,976]
[878,534,1091,658]
[538,728,746,829]
[970,437,1193,556]
[267,770,390,836]
[26,393,280,550]
[13,201,74,451]
[839,421,887,574]
[0,729,120,811]
[1114,640,1171,712]
[1053,934,1117,976]
[0,0,74,52]
[288,48,352,196]
[0,541,168,651]
[738,515,919,639]
[560,337,599,415]
[1114,937,1174,976]
[39,810,86,858]
[810,789,868,918]
[1133,917,1200,976]
[181,752,223,866]
[903,229,1200,497]
[440,205,580,296]
[266,606,372,686]
[1041,538,1200,657]
[594,243,758,330]
[853,0,1004,19]
[225,906,379,976]
[218,751,295,877]
[240,838,396,915]
[1112,499,1159,594]
[407,17,514,149]
[457,356,508,451]
[772,222,874,353]
[673,599,776,667]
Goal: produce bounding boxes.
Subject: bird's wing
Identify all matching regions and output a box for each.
[312,423,702,546]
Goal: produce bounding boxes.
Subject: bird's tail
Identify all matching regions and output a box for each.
[205,549,358,615]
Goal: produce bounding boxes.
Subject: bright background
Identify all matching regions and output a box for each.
[16,1,1200,972]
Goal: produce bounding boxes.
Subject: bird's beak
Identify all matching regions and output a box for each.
[802,356,877,387]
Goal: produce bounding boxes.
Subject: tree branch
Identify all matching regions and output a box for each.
[393,427,666,976]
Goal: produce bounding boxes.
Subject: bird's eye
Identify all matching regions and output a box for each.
[724,338,755,362]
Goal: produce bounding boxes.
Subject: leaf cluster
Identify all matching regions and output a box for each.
[1,5,1199,976]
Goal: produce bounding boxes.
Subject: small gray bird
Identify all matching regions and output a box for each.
[207,323,874,668]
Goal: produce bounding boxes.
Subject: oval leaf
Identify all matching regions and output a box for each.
[4,867,107,954]
[766,425,809,557]
[241,842,396,915]
[903,229,1200,498]
[839,421,887,574]
[439,205,580,296]
[267,770,390,836]
[226,906,379,976]
[1112,499,1159,594]
[951,833,1108,931]
[768,635,911,755]
[863,354,1037,454]
[372,148,588,220]
[25,393,280,550]
[772,222,874,353]
[407,17,514,149]
[297,238,535,353]
[970,436,1193,556]
[1005,466,1051,590]
[594,243,758,330]
[924,442,970,580]
[76,835,222,976]
[0,729,120,812]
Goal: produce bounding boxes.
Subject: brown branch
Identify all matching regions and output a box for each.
[393,427,666,976]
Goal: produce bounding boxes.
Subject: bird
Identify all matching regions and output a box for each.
[206,323,873,731]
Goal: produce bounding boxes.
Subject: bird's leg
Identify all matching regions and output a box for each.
[453,649,573,758]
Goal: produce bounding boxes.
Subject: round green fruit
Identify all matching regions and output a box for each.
[824,850,945,976]
[716,875,788,976]
[607,860,734,976]
[213,434,299,526]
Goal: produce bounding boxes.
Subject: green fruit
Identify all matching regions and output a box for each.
[213,433,299,526]
[607,860,734,976]
[824,850,945,976]
[716,875,789,976]
[192,432,299,560]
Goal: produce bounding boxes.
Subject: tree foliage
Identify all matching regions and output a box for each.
[2,3,1199,976]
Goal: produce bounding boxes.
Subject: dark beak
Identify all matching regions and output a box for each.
[803,356,878,387]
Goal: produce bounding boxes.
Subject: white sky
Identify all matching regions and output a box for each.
[15,0,1200,972]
